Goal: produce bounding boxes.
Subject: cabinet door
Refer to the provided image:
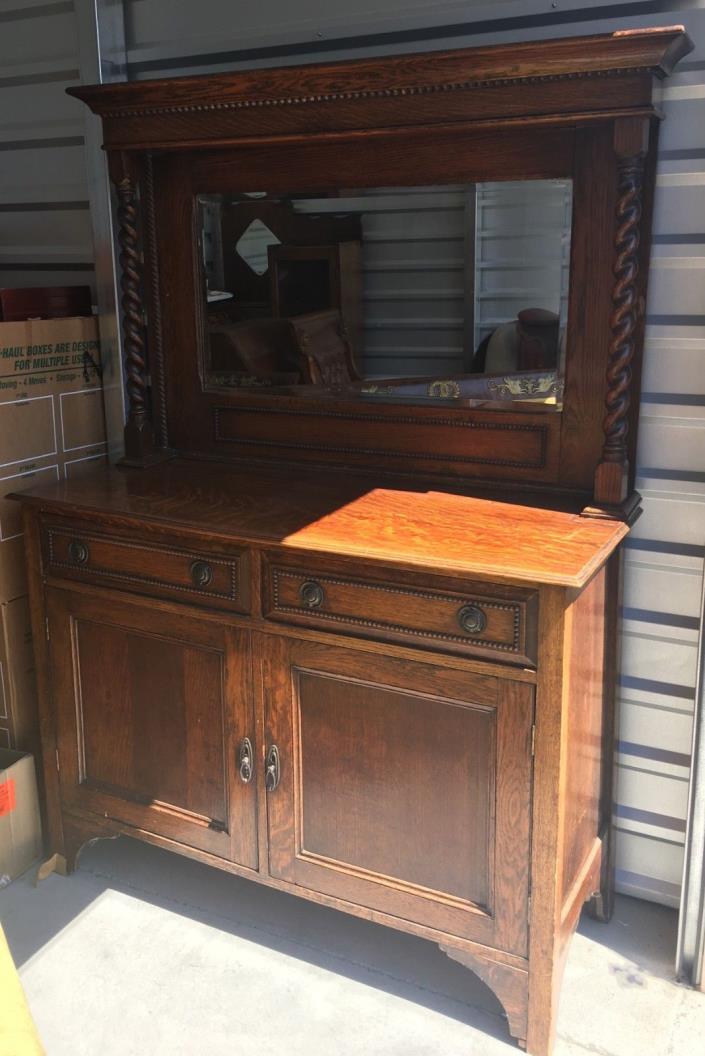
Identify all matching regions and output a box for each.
[47,587,258,868]
[262,636,533,954]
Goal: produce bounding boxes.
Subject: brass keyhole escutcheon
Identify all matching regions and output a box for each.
[238,738,253,784]
[265,745,281,792]
[300,580,324,609]
[68,540,89,566]
[457,604,487,636]
[190,560,213,588]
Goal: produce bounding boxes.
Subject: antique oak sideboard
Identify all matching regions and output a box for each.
[13,28,691,1054]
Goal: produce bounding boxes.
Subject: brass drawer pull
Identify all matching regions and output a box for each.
[457,604,487,636]
[265,744,280,791]
[238,737,253,783]
[299,580,324,609]
[68,540,89,566]
[190,560,213,588]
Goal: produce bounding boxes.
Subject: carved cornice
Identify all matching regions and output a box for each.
[98,67,649,120]
[67,27,692,129]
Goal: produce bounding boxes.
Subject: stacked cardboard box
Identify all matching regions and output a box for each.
[0,748,42,884]
[0,316,107,750]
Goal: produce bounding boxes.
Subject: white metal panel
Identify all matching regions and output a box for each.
[0,3,93,296]
[0,6,77,66]
[0,144,87,206]
[0,79,84,135]
[642,335,705,396]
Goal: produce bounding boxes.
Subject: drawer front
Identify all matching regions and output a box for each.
[264,559,537,665]
[44,523,249,613]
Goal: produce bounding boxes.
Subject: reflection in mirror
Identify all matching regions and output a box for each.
[235,219,280,276]
[198,180,572,408]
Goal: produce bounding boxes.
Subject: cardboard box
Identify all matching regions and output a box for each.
[0,748,42,886]
[0,597,38,752]
[0,316,107,603]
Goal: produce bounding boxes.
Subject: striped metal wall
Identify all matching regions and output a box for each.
[2,0,703,908]
[0,0,126,455]
[0,0,94,292]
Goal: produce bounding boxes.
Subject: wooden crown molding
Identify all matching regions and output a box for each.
[68,27,692,147]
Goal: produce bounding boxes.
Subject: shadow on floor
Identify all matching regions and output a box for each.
[1,835,514,1046]
[576,892,679,984]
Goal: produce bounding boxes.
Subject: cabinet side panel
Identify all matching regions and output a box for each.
[561,567,606,902]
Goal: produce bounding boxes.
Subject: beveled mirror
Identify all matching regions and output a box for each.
[198,179,572,409]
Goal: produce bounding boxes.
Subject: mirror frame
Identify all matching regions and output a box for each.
[69,27,692,511]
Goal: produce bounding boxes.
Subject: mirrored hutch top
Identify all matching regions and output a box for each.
[66,25,692,514]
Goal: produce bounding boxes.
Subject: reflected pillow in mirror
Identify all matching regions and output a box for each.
[288,309,361,386]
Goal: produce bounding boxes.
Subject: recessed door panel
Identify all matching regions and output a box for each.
[48,587,257,868]
[75,619,227,825]
[263,635,533,953]
[297,669,493,906]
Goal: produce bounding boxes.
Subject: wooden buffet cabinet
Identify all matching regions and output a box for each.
[14,27,692,1054]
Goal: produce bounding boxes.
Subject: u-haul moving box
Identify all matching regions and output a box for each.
[0,317,107,749]
[0,748,42,883]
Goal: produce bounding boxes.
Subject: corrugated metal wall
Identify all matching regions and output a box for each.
[0,0,94,292]
[2,0,704,908]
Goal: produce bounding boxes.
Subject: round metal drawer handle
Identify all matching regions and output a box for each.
[68,540,89,566]
[300,580,325,609]
[190,560,213,588]
[457,604,487,636]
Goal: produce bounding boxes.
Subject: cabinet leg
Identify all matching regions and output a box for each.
[523,945,570,1056]
[439,944,528,1048]
[35,852,69,884]
[586,824,615,923]
[62,814,120,874]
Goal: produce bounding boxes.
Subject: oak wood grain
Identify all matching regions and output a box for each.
[47,587,258,868]
[67,28,691,152]
[14,459,626,588]
[262,550,538,665]
[561,570,607,901]
[262,634,532,953]
[441,944,529,1045]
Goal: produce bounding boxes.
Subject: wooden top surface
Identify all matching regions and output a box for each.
[15,459,628,588]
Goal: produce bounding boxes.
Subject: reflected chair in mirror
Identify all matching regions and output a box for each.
[516,309,560,370]
[270,242,362,355]
[288,309,361,386]
[474,308,561,374]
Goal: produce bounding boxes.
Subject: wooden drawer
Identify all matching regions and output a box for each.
[43,522,249,613]
[263,556,537,665]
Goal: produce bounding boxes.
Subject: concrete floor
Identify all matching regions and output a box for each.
[1,838,703,1055]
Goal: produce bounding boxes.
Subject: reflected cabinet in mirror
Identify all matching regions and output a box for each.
[198,180,572,409]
